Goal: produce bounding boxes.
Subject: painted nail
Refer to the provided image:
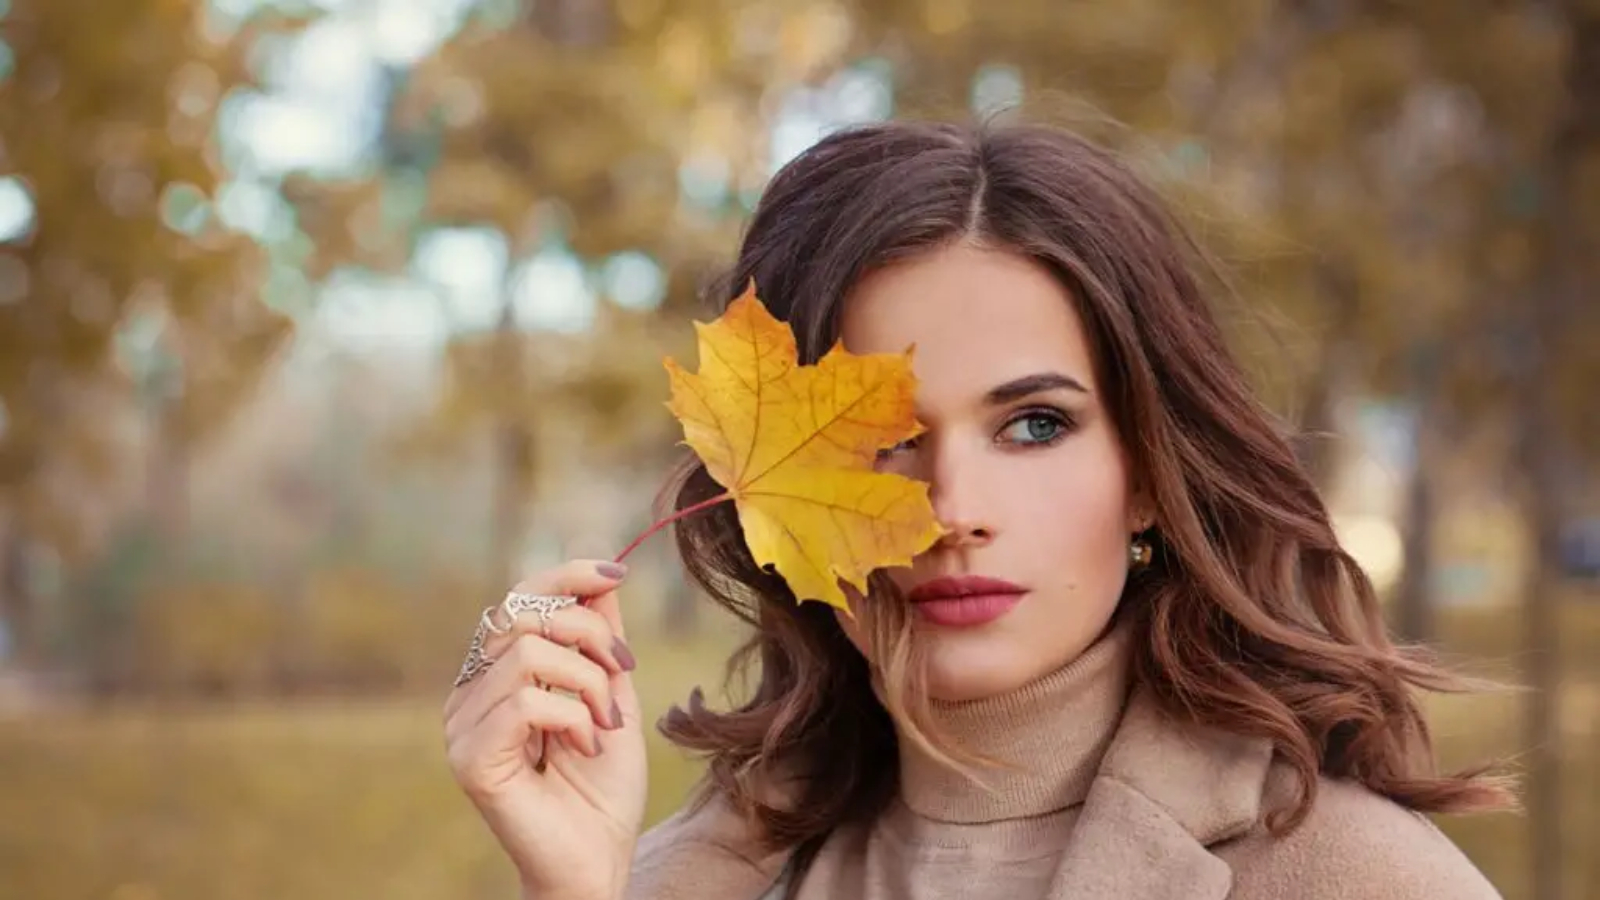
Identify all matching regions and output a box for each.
[596,561,627,580]
[612,637,637,672]
[609,699,625,730]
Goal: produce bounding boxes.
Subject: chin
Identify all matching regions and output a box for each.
[921,641,1035,702]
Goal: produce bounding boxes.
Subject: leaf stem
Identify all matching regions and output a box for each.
[612,492,733,564]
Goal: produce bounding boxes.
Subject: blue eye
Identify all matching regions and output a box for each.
[999,410,1071,446]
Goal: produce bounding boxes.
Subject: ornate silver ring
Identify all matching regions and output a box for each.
[452,611,495,688]
[493,592,578,637]
[452,593,578,689]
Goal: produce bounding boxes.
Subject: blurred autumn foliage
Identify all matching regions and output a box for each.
[1,0,1598,898]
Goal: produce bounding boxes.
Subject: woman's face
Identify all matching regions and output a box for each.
[835,242,1149,702]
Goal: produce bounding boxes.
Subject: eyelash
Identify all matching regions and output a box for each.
[996,406,1077,449]
[875,406,1078,459]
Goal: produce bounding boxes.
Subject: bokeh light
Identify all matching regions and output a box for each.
[0,176,37,242]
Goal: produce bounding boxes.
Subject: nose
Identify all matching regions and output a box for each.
[937,516,994,549]
[926,439,996,550]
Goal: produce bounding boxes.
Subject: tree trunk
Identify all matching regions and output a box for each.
[1521,9,1598,899]
[1394,342,1442,644]
[0,510,35,668]
[1393,468,1437,644]
[146,398,190,545]
[487,289,531,587]
[1520,302,1565,900]
[489,422,532,586]
[1,343,50,672]
[91,373,194,696]
[1296,264,1361,494]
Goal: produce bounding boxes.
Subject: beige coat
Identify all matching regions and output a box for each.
[626,687,1504,900]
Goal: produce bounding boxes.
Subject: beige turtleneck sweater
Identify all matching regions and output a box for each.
[787,623,1132,898]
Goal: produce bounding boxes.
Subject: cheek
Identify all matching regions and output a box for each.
[1017,453,1132,564]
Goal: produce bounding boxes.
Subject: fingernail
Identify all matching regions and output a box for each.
[596,561,627,580]
[609,699,625,730]
[612,637,637,672]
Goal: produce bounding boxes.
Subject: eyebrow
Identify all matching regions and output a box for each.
[983,371,1092,405]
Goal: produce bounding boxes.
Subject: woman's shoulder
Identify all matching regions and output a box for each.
[1218,767,1504,900]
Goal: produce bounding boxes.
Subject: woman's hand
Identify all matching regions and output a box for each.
[443,560,648,900]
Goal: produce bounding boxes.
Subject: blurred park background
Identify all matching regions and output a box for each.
[0,0,1597,898]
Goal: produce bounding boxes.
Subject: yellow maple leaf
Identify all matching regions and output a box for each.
[662,281,946,611]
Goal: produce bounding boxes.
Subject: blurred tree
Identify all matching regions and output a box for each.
[0,0,292,675]
[370,0,725,586]
[841,1,1441,445]
[1374,8,1600,893]
[277,0,847,590]
[1508,7,1600,900]
[844,0,1597,643]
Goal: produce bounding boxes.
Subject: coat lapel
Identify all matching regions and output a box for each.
[1042,686,1274,900]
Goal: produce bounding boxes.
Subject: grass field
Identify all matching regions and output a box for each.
[2,611,1598,900]
[0,626,749,900]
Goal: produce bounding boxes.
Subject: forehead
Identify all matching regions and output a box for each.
[838,244,1097,403]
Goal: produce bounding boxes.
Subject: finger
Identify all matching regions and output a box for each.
[580,585,639,719]
[446,633,622,739]
[443,618,494,723]
[576,578,643,728]
[444,604,632,724]
[516,558,628,604]
[512,685,599,759]
[584,582,627,643]
[442,559,627,721]
[448,687,601,797]
[480,602,634,676]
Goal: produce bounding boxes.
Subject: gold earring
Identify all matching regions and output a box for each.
[1129,538,1153,568]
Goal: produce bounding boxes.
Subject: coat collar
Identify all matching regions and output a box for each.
[630,685,1274,900]
[1038,685,1274,900]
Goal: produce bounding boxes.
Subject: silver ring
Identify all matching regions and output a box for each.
[452,593,578,689]
[453,615,493,688]
[496,592,578,634]
[480,605,509,636]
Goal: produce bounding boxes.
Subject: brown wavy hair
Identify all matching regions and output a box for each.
[656,117,1513,876]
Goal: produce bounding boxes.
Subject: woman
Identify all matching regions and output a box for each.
[442,118,1512,900]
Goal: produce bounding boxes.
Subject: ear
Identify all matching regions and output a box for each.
[1126,487,1156,534]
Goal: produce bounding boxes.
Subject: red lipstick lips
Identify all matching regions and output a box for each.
[906,575,1027,627]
